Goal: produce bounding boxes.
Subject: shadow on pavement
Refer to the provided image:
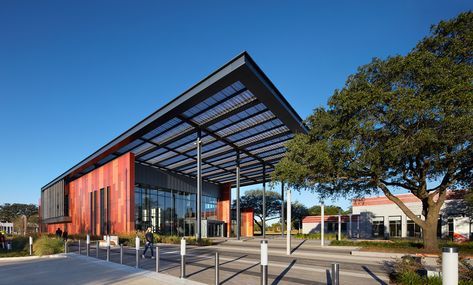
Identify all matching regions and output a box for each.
[271,259,296,285]
[362,265,388,285]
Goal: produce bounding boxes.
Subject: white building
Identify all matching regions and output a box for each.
[0,222,13,234]
[302,191,471,241]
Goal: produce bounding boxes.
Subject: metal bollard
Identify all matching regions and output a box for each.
[260,240,268,285]
[442,247,458,285]
[135,236,140,268]
[180,238,186,278]
[215,251,220,285]
[96,241,99,258]
[106,235,110,262]
[156,246,160,273]
[64,241,68,253]
[29,236,33,256]
[120,244,123,264]
[86,235,90,256]
[331,263,340,285]
[78,240,81,255]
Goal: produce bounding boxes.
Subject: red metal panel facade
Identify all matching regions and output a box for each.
[45,153,135,235]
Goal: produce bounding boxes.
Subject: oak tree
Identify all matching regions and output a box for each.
[273,12,473,251]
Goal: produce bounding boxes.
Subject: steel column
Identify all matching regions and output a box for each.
[196,129,202,241]
[236,151,241,240]
[262,164,266,239]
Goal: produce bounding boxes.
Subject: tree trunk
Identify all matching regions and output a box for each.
[422,218,439,252]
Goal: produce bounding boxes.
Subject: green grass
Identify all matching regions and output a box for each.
[295,233,347,240]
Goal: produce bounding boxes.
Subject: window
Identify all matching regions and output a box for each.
[100,188,105,235]
[448,218,454,238]
[372,216,384,238]
[134,184,215,236]
[90,191,96,235]
[407,216,422,238]
[389,216,402,238]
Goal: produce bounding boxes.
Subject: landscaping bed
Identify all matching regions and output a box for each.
[330,239,473,256]
[118,233,213,247]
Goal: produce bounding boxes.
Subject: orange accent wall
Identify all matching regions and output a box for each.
[46,153,135,235]
[241,208,254,237]
[217,184,231,237]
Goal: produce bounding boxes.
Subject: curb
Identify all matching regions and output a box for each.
[0,253,69,261]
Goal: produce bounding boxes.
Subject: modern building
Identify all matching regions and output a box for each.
[40,52,306,239]
[302,191,471,241]
[0,222,13,234]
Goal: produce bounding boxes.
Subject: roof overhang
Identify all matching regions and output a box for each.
[42,52,307,191]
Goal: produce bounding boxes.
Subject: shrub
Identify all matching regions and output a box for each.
[33,237,64,256]
[117,233,212,246]
[330,239,424,248]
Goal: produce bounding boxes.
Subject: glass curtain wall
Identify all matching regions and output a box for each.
[134,184,217,236]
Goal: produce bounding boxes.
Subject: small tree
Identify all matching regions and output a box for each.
[307,205,343,216]
[236,189,282,231]
[274,12,473,251]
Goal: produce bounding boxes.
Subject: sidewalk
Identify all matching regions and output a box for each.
[0,253,204,285]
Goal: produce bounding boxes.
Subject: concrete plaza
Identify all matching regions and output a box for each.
[0,237,391,285]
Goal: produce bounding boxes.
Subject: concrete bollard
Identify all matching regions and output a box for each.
[135,236,140,269]
[215,251,220,285]
[106,236,110,262]
[180,238,186,279]
[29,236,33,256]
[86,235,90,256]
[442,247,458,285]
[96,241,99,258]
[261,240,268,285]
[120,244,123,264]
[64,241,68,254]
[78,240,81,255]
[156,245,160,273]
[331,263,340,285]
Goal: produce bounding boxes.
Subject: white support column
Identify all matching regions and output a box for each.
[262,165,266,239]
[281,183,285,238]
[321,201,325,247]
[286,188,291,255]
[236,151,240,240]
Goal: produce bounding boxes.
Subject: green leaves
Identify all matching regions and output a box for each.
[273,11,473,196]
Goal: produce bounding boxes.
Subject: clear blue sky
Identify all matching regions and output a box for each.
[0,1,471,209]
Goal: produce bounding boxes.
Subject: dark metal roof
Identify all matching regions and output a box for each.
[42,52,307,190]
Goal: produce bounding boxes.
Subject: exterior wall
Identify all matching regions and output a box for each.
[217,184,231,237]
[46,153,135,235]
[135,163,220,197]
[302,215,359,236]
[351,193,471,240]
[241,208,254,237]
[353,201,422,238]
[0,222,13,234]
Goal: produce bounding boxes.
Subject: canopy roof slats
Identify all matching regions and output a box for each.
[42,52,306,190]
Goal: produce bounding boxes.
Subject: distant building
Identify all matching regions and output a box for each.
[302,191,471,241]
[0,222,13,234]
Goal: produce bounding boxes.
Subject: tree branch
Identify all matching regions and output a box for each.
[377,181,427,228]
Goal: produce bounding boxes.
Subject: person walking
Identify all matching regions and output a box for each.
[142,227,154,259]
